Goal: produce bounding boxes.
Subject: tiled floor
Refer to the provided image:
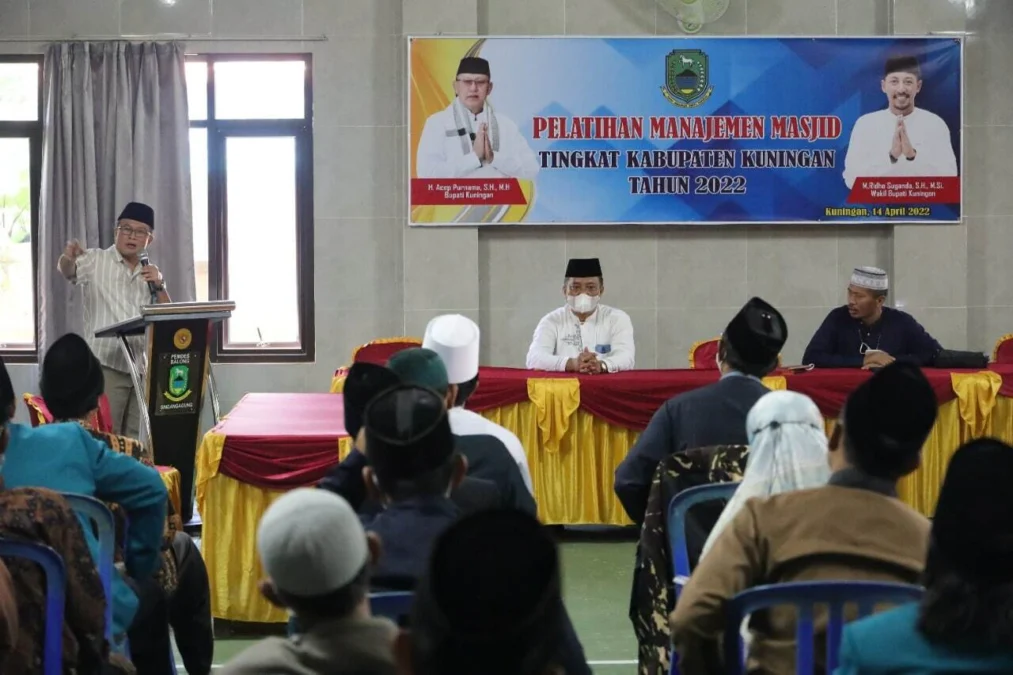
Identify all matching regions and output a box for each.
[183,533,639,673]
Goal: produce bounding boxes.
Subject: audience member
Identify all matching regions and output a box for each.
[0,355,129,674]
[2,351,167,645]
[388,348,535,514]
[836,438,1013,674]
[221,488,397,675]
[39,332,213,674]
[615,297,788,525]
[701,390,830,557]
[670,361,937,674]
[319,362,402,509]
[318,362,500,515]
[400,508,585,675]
[422,313,534,494]
[358,383,472,588]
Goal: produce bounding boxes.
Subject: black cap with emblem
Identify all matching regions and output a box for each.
[363,384,454,485]
[724,297,788,368]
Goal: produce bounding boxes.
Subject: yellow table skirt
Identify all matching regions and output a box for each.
[197,432,354,622]
[197,383,1013,622]
[157,467,182,519]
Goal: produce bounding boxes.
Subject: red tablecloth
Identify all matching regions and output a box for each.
[214,393,347,490]
[221,368,1012,490]
[467,366,989,430]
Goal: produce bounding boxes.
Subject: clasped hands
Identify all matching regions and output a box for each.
[890,117,916,162]
[566,348,606,375]
[862,350,895,370]
[473,123,495,165]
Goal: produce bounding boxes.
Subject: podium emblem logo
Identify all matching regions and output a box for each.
[166,364,192,402]
[173,328,192,350]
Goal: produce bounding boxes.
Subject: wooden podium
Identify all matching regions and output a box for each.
[96,301,235,522]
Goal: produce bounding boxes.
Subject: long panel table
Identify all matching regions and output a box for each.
[198,367,1013,622]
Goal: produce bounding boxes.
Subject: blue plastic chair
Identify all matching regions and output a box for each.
[667,482,739,592]
[723,581,924,675]
[0,539,67,675]
[287,591,415,636]
[666,482,738,675]
[61,493,116,643]
[370,591,414,621]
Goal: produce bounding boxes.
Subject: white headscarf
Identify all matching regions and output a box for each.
[701,390,830,558]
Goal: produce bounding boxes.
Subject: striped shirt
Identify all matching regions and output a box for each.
[72,246,151,374]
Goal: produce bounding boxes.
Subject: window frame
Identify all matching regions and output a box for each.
[0,55,44,364]
[187,53,315,364]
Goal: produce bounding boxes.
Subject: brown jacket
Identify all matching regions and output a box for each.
[220,615,398,675]
[669,485,930,675]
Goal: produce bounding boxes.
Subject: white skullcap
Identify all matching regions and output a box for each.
[422,314,480,385]
[850,266,889,292]
[257,488,368,597]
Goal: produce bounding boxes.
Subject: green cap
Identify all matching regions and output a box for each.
[387,348,449,395]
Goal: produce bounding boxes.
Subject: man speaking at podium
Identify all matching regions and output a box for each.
[57,202,172,438]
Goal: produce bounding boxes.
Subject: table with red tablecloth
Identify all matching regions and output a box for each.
[200,367,1013,622]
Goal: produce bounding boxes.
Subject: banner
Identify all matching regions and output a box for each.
[408,37,962,225]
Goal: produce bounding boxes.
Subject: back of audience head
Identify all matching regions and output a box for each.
[403,508,567,675]
[387,348,458,411]
[362,383,466,504]
[702,390,829,556]
[343,362,401,449]
[718,297,788,378]
[257,488,380,622]
[919,438,1013,647]
[39,332,105,421]
[422,314,481,408]
[830,361,937,481]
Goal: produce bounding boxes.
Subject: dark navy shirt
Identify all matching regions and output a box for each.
[802,306,941,368]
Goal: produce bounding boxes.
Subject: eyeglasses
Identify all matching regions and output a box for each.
[456,77,490,89]
[116,225,151,239]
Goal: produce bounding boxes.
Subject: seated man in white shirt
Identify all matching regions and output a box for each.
[842,54,958,189]
[525,258,635,374]
[423,314,534,495]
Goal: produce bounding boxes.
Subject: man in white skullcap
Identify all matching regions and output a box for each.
[221,488,397,675]
[802,266,941,369]
[423,314,534,495]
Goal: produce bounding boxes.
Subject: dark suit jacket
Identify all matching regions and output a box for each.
[454,434,537,515]
[614,374,769,525]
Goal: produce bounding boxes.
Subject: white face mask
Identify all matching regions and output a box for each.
[567,293,599,314]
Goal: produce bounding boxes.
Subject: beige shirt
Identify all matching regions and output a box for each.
[72,246,152,374]
[220,615,398,675]
[670,485,930,675]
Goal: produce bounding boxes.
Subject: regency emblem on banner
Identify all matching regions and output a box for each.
[173,328,192,350]
[661,49,714,108]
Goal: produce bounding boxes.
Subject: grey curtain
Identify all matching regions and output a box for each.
[37,41,194,351]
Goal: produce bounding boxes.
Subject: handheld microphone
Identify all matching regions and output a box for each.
[139,250,159,302]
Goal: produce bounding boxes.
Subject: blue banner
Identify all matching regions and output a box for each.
[408,36,962,225]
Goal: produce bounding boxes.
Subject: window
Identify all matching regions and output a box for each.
[0,57,42,362]
[186,55,314,362]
